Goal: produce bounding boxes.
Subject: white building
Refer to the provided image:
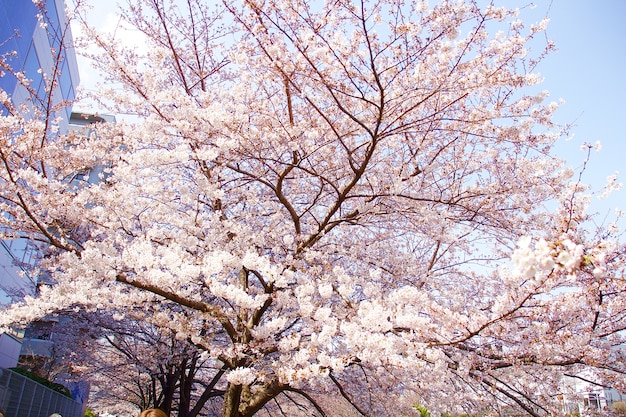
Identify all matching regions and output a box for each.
[561,371,625,415]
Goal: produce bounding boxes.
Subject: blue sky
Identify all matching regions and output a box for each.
[529,0,626,224]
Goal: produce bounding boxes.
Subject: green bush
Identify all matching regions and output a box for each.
[414,405,431,417]
[9,367,73,398]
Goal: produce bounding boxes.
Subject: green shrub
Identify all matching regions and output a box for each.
[414,405,431,417]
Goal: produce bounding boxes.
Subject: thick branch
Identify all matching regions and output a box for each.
[115,273,237,341]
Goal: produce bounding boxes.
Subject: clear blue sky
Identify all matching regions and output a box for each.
[531,0,626,224]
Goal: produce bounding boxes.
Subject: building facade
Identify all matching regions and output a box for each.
[0,0,80,367]
[0,0,80,124]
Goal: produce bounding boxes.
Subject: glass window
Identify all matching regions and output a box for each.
[45,1,62,52]
[23,43,43,97]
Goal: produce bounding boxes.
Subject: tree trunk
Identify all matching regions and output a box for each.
[221,380,285,417]
[222,383,243,417]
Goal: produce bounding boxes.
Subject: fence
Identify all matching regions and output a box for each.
[0,368,83,417]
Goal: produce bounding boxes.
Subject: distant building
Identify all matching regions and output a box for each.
[0,0,80,129]
[68,111,117,184]
[0,329,21,369]
[1,0,80,367]
[18,111,116,366]
[561,370,626,414]
[15,111,111,415]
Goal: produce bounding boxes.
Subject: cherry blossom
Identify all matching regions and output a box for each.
[1,0,624,416]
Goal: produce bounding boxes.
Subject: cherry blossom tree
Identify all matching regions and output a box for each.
[1,0,624,416]
[48,312,226,417]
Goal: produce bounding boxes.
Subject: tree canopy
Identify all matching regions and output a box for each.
[1,0,624,416]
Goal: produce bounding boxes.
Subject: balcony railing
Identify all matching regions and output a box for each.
[0,368,83,417]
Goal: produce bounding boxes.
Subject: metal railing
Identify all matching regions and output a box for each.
[0,368,83,417]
